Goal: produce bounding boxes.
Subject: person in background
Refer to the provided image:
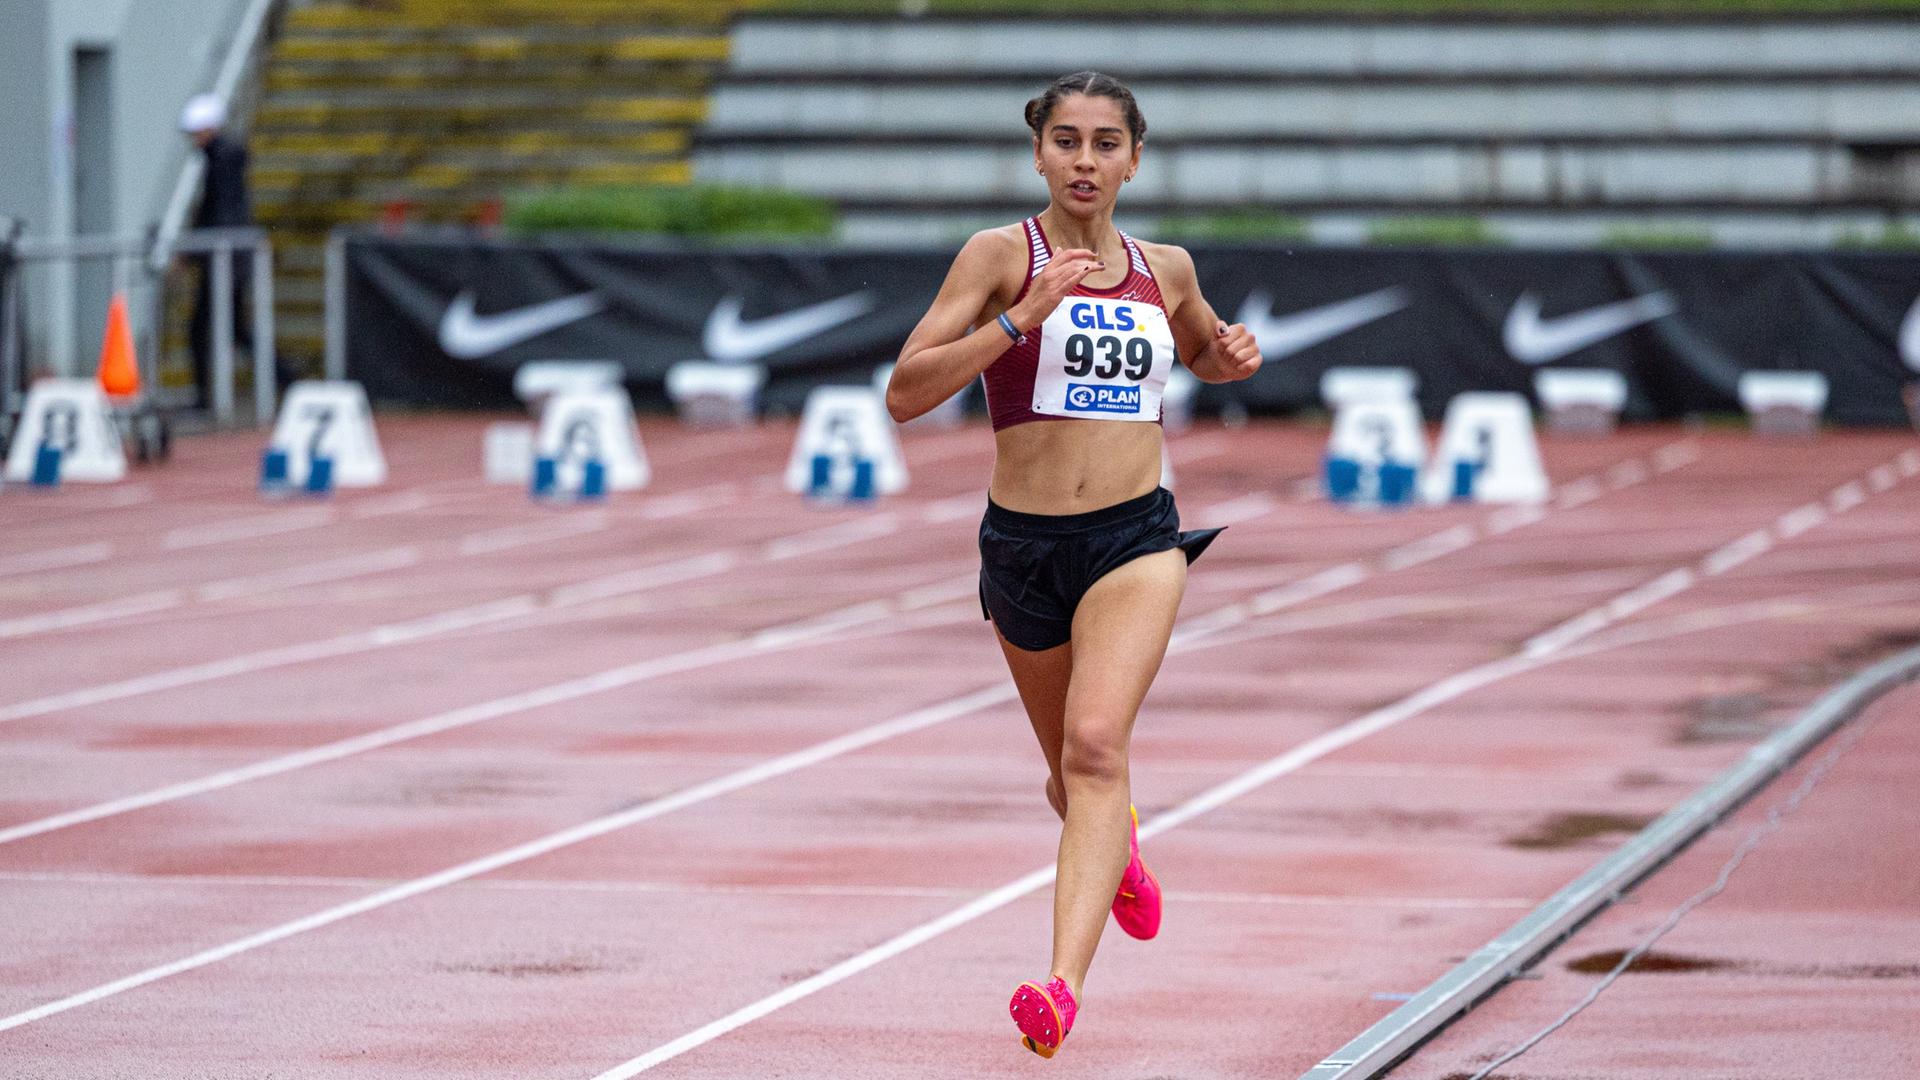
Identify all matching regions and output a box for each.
[179,92,253,411]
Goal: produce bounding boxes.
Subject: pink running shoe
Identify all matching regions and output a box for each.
[1009,976,1077,1058]
[1111,804,1162,940]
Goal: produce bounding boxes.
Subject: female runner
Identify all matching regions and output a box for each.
[885,71,1263,1058]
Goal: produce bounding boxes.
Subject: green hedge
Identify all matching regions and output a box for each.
[1156,210,1311,243]
[504,185,837,239]
[1366,216,1503,247]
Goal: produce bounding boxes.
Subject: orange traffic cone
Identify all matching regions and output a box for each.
[97,291,140,399]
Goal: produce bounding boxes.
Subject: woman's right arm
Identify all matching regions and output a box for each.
[886,230,1101,423]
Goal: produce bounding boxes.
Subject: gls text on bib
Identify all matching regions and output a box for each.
[1031,298,1177,423]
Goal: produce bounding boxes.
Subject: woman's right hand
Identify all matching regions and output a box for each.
[1006,248,1104,334]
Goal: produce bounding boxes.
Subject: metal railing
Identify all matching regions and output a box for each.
[1,218,25,421]
[151,0,286,272]
[8,227,277,427]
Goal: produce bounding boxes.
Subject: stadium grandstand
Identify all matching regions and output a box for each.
[2,3,1918,1079]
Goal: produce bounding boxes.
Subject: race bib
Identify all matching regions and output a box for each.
[1031,298,1176,422]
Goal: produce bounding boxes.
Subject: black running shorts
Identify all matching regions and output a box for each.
[978,487,1222,652]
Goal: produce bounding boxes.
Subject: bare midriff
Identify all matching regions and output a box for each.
[988,418,1163,515]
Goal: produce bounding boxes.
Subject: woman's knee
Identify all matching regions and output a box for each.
[1060,725,1128,787]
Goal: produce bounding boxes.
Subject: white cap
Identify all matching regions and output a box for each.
[179,93,227,133]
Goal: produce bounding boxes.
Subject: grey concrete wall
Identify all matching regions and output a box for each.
[0,0,54,234]
[730,20,1920,76]
[0,0,255,372]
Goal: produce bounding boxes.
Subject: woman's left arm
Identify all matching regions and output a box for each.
[1152,243,1263,385]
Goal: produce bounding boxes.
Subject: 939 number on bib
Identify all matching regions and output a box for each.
[1063,334,1153,381]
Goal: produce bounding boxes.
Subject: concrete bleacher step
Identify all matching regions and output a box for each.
[285,0,738,32]
[690,12,1920,248]
[726,16,1920,78]
[696,139,1859,209]
[248,0,756,371]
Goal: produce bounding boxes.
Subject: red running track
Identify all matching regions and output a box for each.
[1410,682,1920,1080]
[0,417,1915,1079]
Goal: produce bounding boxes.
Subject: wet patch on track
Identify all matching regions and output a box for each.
[1504,811,1656,850]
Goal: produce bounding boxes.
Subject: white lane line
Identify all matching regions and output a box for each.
[1604,568,1695,621]
[545,553,741,608]
[0,676,1011,1035]
[1867,464,1898,493]
[8,485,725,639]
[923,492,985,524]
[592,575,1869,1078]
[0,869,1540,910]
[0,549,428,642]
[1828,481,1866,513]
[1606,459,1648,489]
[763,514,902,561]
[1524,452,1912,659]
[0,562,1619,875]
[1227,443,1694,627]
[1554,477,1602,509]
[0,582,975,847]
[1202,492,1281,527]
[0,451,1703,1028]
[0,592,184,640]
[1512,569,1691,662]
[160,507,337,550]
[33,486,157,511]
[1249,563,1369,616]
[1774,502,1827,539]
[1484,505,1547,536]
[1701,530,1774,577]
[0,599,537,725]
[347,491,437,518]
[0,492,973,724]
[1901,449,1920,477]
[1381,524,1475,572]
[193,548,425,603]
[636,483,739,520]
[1652,442,1700,473]
[0,542,116,579]
[457,514,609,556]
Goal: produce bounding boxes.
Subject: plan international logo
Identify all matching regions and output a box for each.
[1065,384,1141,414]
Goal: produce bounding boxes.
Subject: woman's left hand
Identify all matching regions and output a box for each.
[1201,321,1263,382]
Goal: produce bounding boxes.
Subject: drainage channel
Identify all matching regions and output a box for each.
[1297,643,1920,1080]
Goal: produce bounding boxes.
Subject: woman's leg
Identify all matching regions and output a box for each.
[995,632,1073,818]
[1049,548,1186,1000]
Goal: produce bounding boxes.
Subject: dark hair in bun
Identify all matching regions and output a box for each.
[1025,71,1145,146]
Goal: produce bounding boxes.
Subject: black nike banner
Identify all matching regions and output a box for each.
[343,232,1920,425]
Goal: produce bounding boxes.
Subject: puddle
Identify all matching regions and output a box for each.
[1505,811,1654,850]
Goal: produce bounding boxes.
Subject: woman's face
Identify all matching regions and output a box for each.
[1032,93,1140,217]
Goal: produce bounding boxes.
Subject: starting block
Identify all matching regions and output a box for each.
[667,361,766,426]
[1739,371,1827,437]
[785,385,906,502]
[1320,366,1417,411]
[262,381,386,495]
[1535,368,1629,436]
[1324,396,1426,508]
[872,363,968,429]
[1420,392,1549,504]
[3,379,128,485]
[533,386,648,500]
[513,360,623,406]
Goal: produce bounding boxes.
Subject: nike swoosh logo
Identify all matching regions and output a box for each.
[439,290,607,360]
[703,291,876,364]
[1900,296,1920,374]
[1504,291,1677,365]
[1235,287,1409,359]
